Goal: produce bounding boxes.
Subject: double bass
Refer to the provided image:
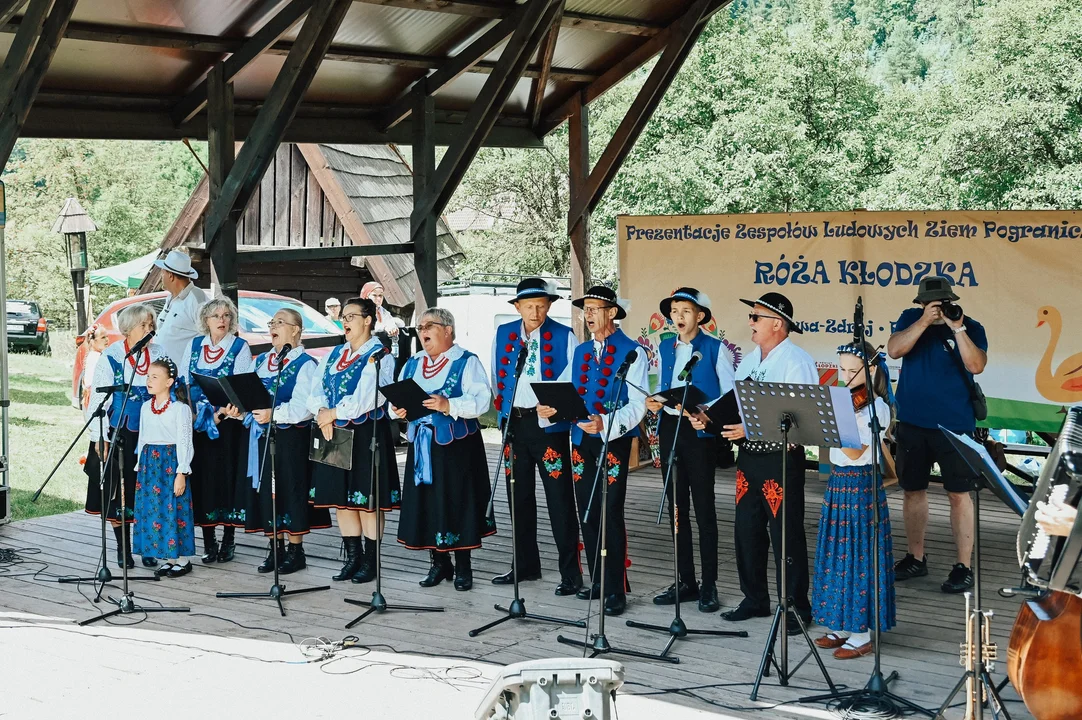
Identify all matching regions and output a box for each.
[1007,591,1082,720]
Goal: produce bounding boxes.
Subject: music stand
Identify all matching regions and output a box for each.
[736,380,855,700]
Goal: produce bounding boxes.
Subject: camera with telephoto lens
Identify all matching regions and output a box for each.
[940,301,963,322]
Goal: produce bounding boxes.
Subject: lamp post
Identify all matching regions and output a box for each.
[53,198,97,335]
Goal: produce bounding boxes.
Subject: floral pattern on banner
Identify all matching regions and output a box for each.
[735,470,749,505]
[763,478,783,517]
[571,449,584,483]
[606,452,621,484]
[542,447,563,479]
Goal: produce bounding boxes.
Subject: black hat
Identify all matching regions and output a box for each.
[912,275,959,304]
[739,292,802,334]
[572,285,628,320]
[660,287,712,326]
[509,277,560,304]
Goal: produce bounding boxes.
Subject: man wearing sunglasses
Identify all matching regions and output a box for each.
[720,292,818,636]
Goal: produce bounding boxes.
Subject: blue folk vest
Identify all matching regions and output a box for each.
[403,351,480,445]
[188,335,249,406]
[492,317,572,433]
[107,353,150,432]
[571,329,641,446]
[658,331,724,438]
[256,350,316,427]
[322,342,387,426]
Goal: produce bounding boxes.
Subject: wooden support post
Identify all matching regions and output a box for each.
[412,89,438,314]
[203,0,351,256]
[207,62,238,306]
[0,0,76,171]
[527,0,563,130]
[568,91,589,340]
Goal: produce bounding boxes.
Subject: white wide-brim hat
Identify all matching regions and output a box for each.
[153,249,199,280]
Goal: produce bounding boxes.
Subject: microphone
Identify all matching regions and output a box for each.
[125,330,155,358]
[279,343,293,357]
[678,351,703,382]
[514,344,529,375]
[853,296,864,343]
[615,349,638,379]
[370,345,391,362]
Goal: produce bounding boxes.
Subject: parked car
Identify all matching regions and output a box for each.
[6,299,50,355]
[72,290,343,409]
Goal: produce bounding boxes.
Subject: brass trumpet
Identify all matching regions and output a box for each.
[957,591,998,719]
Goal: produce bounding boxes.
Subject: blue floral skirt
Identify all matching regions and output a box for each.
[812,464,896,633]
[133,444,196,560]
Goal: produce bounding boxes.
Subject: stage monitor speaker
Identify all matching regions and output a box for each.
[475,658,624,720]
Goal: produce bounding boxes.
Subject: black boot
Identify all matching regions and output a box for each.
[333,537,364,581]
[419,550,454,587]
[278,541,306,575]
[453,550,473,591]
[201,527,219,564]
[351,538,378,584]
[113,525,134,569]
[257,539,285,574]
[217,526,236,563]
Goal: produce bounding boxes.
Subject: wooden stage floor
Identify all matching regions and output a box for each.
[0,442,1033,720]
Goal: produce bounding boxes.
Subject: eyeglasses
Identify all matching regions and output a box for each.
[417,322,449,332]
[748,313,783,323]
[582,306,613,317]
[266,320,299,328]
[342,313,368,322]
[209,312,232,321]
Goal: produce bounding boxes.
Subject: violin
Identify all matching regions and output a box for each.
[850,384,871,411]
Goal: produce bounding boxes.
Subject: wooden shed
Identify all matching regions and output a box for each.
[141,143,464,313]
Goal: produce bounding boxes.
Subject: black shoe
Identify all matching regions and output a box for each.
[941,563,974,594]
[216,542,236,564]
[141,556,158,567]
[278,543,306,575]
[419,552,454,588]
[332,537,363,581]
[201,539,219,564]
[576,582,601,600]
[786,612,805,636]
[603,593,627,616]
[168,561,193,578]
[652,581,699,606]
[698,583,721,613]
[155,563,176,577]
[722,602,771,622]
[113,526,135,569]
[454,569,474,591]
[555,577,583,597]
[351,538,378,584]
[258,540,285,574]
[491,569,542,585]
[894,553,928,580]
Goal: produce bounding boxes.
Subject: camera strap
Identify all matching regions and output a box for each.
[939,331,988,422]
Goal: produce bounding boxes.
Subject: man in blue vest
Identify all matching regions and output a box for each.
[647,288,735,614]
[490,278,583,596]
[538,286,648,617]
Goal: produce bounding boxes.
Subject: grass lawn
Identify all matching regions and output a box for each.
[4,332,91,522]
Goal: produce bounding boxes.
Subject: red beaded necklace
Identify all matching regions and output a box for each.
[202,342,226,364]
[150,396,171,415]
[268,349,289,372]
[336,346,362,372]
[421,354,449,379]
[124,341,150,375]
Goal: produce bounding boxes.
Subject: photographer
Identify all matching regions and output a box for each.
[887,276,988,594]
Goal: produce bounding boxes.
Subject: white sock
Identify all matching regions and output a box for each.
[827,629,850,639]
[848,631,870,646]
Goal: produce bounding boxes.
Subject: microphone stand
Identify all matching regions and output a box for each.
[81,345,188,625]
[558,350,674,663]
[218,346,329,616]
[470,345,585,637]
[799,298,931,717]
[345,349,443,627]
[626,365,747,657]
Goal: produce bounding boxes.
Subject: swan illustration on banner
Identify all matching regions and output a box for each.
[1035,305,1082,403]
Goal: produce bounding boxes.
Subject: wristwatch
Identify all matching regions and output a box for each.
[953,325,967,335]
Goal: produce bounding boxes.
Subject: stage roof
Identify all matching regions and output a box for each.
[2,0,727,147]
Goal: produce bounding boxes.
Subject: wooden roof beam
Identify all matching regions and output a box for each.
[0,0,28,28]
[527,0,562,130]
[566,0,714,235]
[350,0,664,36]
[171,0,314,126]
[203,0,352,255]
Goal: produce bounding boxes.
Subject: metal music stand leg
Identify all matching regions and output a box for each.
[345,354,442,628]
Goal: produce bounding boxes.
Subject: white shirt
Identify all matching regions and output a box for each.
[831,397,891,467]
[552,336,649,440]
[88,341,168,442]
[374,305,405,335]
[259,346,319,425]
[735,338,818,384]
[662,334,736,416]
[490,321,578,409]
[307,338,395,422]
[156,283,208,367]
[398,344,491,420]
[183,333,256,382]
[135,399,194,475]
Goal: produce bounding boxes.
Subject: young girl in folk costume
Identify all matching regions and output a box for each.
[133,358,196,578]
[310,297,400,583]
[235,308,331,574]
[82,325,112,527]
[185,297,255,565]
[88,304,167,569]
[812,341,897,659]
[394,308,494,591]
